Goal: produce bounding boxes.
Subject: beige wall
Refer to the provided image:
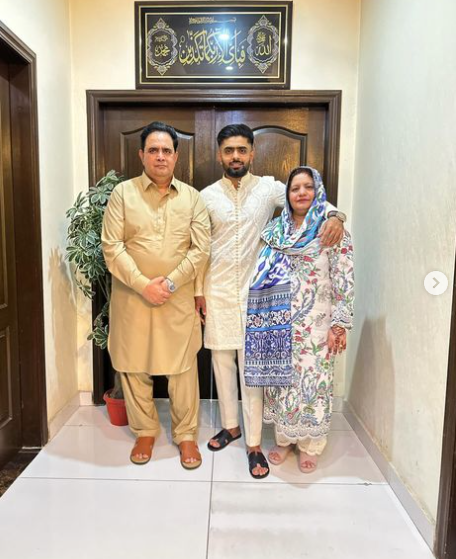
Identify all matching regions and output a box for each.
[70,0,362,393]
[347,0,456,522]
[0,0,78,423]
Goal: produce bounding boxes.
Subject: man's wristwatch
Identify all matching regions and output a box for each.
[327,210,347,223]
[165,278,177,293]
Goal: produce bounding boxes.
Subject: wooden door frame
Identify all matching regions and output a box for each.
[86,88,342,404]
[436,250,456,558]
[0,21,47,448]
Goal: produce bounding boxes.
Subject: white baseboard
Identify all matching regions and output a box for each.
[48,392,81,441]
[79,391,93,406]
[343,402,435,551]
[333,396,344,412]
[48,391,94,440]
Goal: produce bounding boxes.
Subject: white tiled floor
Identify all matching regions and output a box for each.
[0,400,434,559]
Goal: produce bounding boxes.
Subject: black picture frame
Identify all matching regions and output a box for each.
[135,1,292,88]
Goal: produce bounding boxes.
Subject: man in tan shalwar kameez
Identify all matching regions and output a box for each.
[102,121,210,468]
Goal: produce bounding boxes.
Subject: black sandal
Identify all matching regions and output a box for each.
[247,450,270,479]
[207,428,242,452]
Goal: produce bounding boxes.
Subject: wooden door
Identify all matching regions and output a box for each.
[0,59,22,465]
[88,90,341,402]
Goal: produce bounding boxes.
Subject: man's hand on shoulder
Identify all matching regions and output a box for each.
[142,277,171,306]
[319,217,344,247]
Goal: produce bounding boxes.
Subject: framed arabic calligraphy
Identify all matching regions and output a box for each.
[135,1,292,88]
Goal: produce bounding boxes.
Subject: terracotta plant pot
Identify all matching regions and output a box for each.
[103,390,128,426]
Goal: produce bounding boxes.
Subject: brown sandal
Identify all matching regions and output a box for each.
[130,436,155,465]
[179,441,202,470]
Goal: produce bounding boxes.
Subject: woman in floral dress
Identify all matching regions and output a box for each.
[244,166,354,473]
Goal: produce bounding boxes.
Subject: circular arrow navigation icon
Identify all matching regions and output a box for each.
[424,271,448,295]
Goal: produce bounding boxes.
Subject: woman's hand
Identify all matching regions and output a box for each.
[327,326,347,354]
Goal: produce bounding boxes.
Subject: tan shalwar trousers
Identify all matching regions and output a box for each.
[120,359,199,445]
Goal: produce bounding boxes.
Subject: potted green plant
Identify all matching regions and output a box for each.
[66,170,127,425]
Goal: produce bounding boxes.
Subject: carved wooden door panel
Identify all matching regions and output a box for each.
[0,60,22,465]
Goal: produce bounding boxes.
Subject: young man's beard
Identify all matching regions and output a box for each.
[224,162,250,178]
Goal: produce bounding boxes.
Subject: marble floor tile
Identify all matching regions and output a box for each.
[65,405,111,426]
[21,424,216,482]
[207,482,434,559]
[0,402,432,559]
[213,429,386,484]
[0,477,210,559]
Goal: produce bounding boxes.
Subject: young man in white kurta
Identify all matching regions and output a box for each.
[195,124,345,478]
[196,173,284,459]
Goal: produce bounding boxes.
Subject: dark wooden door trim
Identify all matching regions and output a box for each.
[436,248,456,558]
[86,88,342,404]
[0,20,47,448]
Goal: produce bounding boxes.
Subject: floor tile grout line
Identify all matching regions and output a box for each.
[201,479,388,486]
[17,476,215,484]
[13,475,389,488]
[205,441,216,559]
[18,464,386,487]
[17,474,388,486]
